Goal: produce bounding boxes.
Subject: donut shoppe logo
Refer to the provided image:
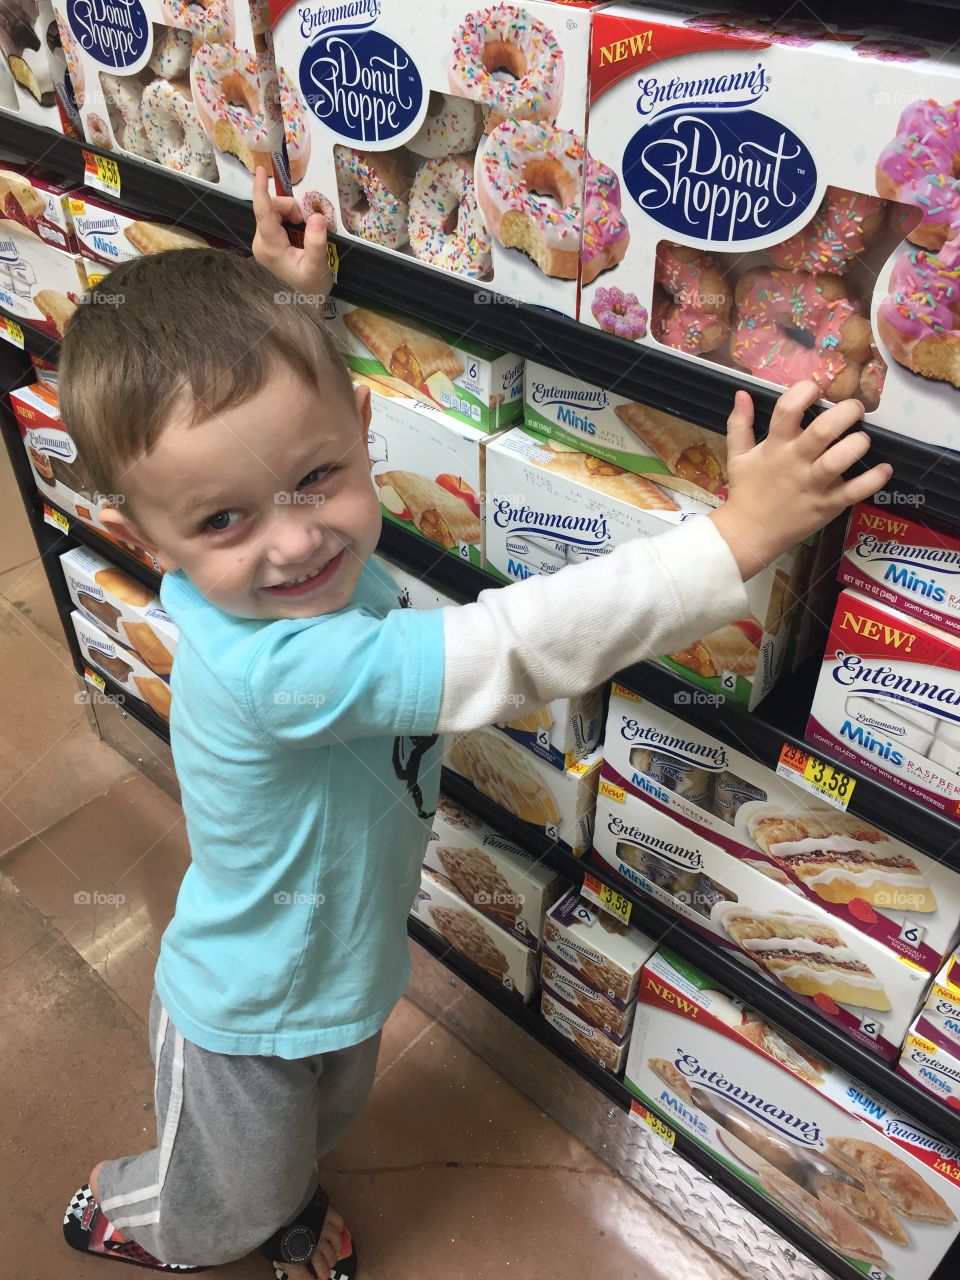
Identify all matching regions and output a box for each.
[673,1054,823,1146]
[66,0,150,70]
[618,719,727,771]
[492,499,609,552]
[621,61,817,244]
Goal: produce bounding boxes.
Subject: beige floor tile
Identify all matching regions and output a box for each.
[0,448,40,574]
[0,553,65,640]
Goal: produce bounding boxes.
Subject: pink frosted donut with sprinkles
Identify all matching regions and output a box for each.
[654,243,731,355]
[876,99,960,259]
[591,286,647,341]
[191,42,275,173]
[449,4,563,131]
[278,68,310,184]
[854,38,929,62]
[335,146,411,249]
[878,248,960,390]
[767,186,887,274]
[476,118,583,279]
[160,0,234,46]
[581,154,629,285]
[409,155,491,279]
[300,190,336,232]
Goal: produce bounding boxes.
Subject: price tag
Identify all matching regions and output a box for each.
[83,149,121,198]
[84,667,106,693]
[327,242,339,282]
[629,1100,675,1148]
[0,315,24,348]
[86,270,107,288]
[777,743,855,810]
[582,871,632,925]
[42,504,70,533]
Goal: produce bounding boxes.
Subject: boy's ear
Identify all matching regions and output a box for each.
[100,506,179,574]
[354,382,372,437]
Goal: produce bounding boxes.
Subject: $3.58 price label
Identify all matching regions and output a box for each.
[629,1100,675,1147]
[777,743,855,811]
[83,150,121,198]
[582,872,632,924]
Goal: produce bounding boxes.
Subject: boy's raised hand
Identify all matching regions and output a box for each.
[251,166,332,304]
[710,380,893,581]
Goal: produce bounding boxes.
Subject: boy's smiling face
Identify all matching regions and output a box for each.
[104,362,382,620]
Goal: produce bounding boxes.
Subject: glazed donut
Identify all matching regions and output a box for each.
[733,268,873,402]
[476,119,583,279]
[876,99,960,259]
[149,24,191,77]
[278,68,310,185]
[591,286,647,341]
[160,0,234,45]
[407,91,483,159]
[449,4,563,131]
[335,146,411,249]
[300,190,336,232]
[768,186,887,274]
[101,71,154,160]
[54,9,83,106]
[85,112,112,150]
[141,77,217,179]
[878,248,960,390]
[409,155,491,279]
[581,154,629,285]
[683,11,821,46]
[654,244,731,354]
[191,43,274,173]
[861,346,887,411]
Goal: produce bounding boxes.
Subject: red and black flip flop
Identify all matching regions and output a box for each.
[263,1185,357,1280]
[63,1185,206,1272]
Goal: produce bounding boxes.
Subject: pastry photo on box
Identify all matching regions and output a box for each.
[540,987,627,1073]
[0,217,88,337]
[542,886,657,1008]
[71,610,172,722]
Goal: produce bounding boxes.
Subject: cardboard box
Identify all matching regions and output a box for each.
[55,0,285,199]
[327,293,523,432]
[268,0,610,315]
[582,3,960,447]
[540,988,628,1072]
[914,954,960,1057]
[60,547,177,678]
[897,1025,960,1110]
[0,162,78,252]
[540,949,635,1041]
[593,769,932,1060]
[444,730,602,856]
[626,947,960,1280]
[29,352,58,386]
[840,504,960,640]
[602,683,960,972]
[412,864,538,1001]
[807,589,960,820]
[69,191,236,268]
[373,554,461,610]
[424,793,567,951]
[0,0,69,131]
[542,886,657,1007]
[0,219,89,337]
[71,610,172,722]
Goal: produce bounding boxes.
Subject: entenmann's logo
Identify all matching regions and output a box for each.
[529,382,610,411]
[619,718,727,771]
[493,499,609,551]
[606,817,702,871]
[675,1053,822,1146]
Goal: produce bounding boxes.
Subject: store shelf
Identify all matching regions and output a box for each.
[0,309,61,361]
[39,499,164,595]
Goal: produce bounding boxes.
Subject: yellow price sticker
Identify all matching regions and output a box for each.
[84,668,107,693]
[583,872,632,924]
[86,271,106,288]
[629,1100,676,1147]
[83,149,121,197]
[327,242,339,281]
[0,315,24,348]
[777,743,855,811]
[43,504,70,533]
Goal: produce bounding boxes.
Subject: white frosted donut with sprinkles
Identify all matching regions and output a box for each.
[278,68,310,184]
[149,24,191,77]
[160,0,234,46]
[141,77,217,179]
[409,155,491,279]
[191,42,275,173]
[335,146,411,249]
[54,10,84,106]
[449,4,564,131]
[476,118,583,279]
[101,71,154,158]
[407,91,483,159]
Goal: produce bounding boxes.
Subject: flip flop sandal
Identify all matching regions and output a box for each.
[262,1185,357,1280]
[64,1185,207,1272]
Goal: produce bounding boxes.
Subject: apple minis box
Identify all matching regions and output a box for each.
[424,792,567,951]
[540,949,635,1042]
[56,0,284,199]
[582,5,960,449]
[326,293,523,432]
[627,947,960,1280]
[840,504,960,641]
[540,989,628,1073]
[592,771,932,1060]
[60,547,178,679]
[268,0,611,316]
[602,683,960,972]
[542,886,657,1008]
[412,864,538,1001]
[898,1026,960,1112]
[444,730,602,856]
[0,220,88,338]
[807,589,960,820]
[71,611,172,723]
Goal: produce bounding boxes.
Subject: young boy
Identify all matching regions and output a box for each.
[57,172,891,1280]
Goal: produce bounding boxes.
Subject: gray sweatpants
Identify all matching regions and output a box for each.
[98,988,381,1267]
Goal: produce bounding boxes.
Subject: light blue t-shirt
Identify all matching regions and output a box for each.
[155,558,445,1058]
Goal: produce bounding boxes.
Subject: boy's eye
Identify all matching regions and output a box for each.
[299,466,336,488]
[204,509,240,533]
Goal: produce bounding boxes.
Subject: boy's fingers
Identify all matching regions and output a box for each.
[302,213,329,281]
[768,380,820,439]
[251,165,271,225]
[814,429,873,484]
[271,195,305,223]
[725,389,756,459]
[800,397,865,459]
[841,462,894,507]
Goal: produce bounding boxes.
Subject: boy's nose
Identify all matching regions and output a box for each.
[264,510,325,566]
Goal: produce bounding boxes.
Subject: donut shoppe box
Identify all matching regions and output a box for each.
[627,948,960,1280]
[592,770,933,1060]
[326,293,523,432]
[55,0,285,200]
[0,219,90,338]
[71,610,172,722]
[542,886,658,1008]
[69,191,237,268]
[808,590,960,820]
[0,164,79,253]
[268,0,612,316]
[839,504,960,641]
[581,5,960,448]
[602,682,960,972]
[0,0,70,130]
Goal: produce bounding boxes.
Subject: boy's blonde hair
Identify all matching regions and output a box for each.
[59,249,353,500]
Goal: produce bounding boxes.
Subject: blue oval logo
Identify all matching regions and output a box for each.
[300,30,422,145]
[622,109,817,244]
[66,0,150,71]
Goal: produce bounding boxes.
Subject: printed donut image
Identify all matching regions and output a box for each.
[876,99,960,259]
[299,190,336,232]
[878,248,960,391]
[449,4,563,131]
[160,0,234,45]
[407,91,483,159]
[85,112,112,150]
[101,71,155,161]
[653,244,731,355]
[191,42,275,173]
[854,38,929,62]
[767,186,887,275]
[278,68,309,183]
[53,10,83,106]
[141,77,217,180]
[335,147,412,249]
[580,155,629,285]
[682,11,823,46]
[409,155,491,279]
[591,286,647,341]
[732,268,876,405]
[149,24,191,77]
[476,119,583,279]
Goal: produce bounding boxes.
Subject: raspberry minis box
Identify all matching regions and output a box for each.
[326,293,523,432]
[0,219,89,337]
[592,771,932,1060]
[602,682,960,972]
[268,0,610,316]
[582,4,960,448]
[840,504,960,641]
[542,885,657,1009]
[627,947,960,1280]
[424,792,567,951]
[69,191,237,268]
[0,163,78,252]
[898,1025,960,1112]
[807,589,960,820]
[71,610,172,723]
[914,955,960,1057]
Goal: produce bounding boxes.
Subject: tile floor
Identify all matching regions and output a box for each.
[0,448,738,1280]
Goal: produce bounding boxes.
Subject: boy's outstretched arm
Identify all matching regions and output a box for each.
[251,166,332,305]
